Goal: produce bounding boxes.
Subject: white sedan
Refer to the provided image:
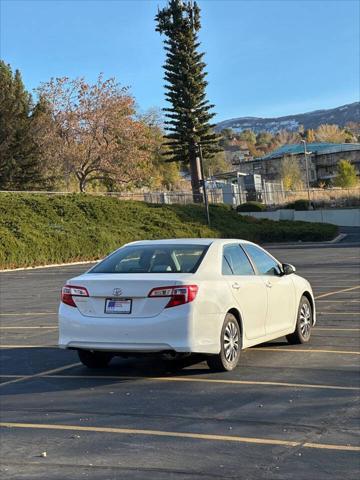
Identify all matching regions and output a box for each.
[58,239,316,371]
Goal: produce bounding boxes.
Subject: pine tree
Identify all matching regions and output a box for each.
[0,61,42,190]
[155,0,220,199]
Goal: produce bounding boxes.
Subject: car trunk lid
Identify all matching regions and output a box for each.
[69,273,192,318]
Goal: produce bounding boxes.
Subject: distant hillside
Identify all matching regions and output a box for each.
[216,102,360,134]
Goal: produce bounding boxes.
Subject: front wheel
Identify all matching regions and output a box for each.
[78,349,113,368]
[286,296,312,345]
[207,313,241,372]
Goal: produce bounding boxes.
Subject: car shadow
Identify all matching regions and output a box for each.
[0,347,214,396]
[253,340,289,348]
[4,344,285,398]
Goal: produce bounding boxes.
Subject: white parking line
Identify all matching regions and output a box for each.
[0,345,55,348]
[316,300,360,303]
[0,345,359,356]
[1,374,358,392]
[0,363,81,388]
[251,347,360,355]
[317,312,359,315]
[315,286,360,299]
[315,327,360,331]
[0,313,57,316]
[0,326,57,330]
[1,422,359,452]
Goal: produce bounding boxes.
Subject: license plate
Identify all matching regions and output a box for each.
[105,298,132,314]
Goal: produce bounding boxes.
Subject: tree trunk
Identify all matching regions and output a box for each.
[189,148,203,203]
[79,176,87,193]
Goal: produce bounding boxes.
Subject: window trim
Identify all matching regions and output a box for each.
[239,244,258,274]
[222,254,234,275]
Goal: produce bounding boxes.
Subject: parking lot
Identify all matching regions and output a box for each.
[0,242,359,480]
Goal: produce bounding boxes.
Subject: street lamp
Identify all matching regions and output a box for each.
[301,139,312,205]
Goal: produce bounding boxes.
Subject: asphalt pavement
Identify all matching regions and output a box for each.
[0,242,359,480]
[339,226,360,243]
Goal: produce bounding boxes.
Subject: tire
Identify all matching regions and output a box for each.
[78,349,113,368]
[207,313,241,372]
[286,296,313,345]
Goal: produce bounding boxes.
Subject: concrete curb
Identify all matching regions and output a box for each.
[0,260,97,273]
[329,233,347,243]
[264,233,348,248]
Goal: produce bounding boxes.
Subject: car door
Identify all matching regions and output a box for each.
[222,244,267,340]
[243,244,296,335]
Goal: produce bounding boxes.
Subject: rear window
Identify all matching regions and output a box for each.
[89,244,209,274]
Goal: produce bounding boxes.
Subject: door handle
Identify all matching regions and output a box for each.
[232,282,241,289]
[266,280,272,288]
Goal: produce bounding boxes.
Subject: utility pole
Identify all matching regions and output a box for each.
[198,143,211,227]
[301,139,311,204]
[192,113,210,226]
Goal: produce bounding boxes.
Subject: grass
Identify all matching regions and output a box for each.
[0,193,338,269]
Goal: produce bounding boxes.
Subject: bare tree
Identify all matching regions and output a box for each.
[275,129,301,147]
[315,124,351,144]
[37,75,157,192]
[280,156,304,191]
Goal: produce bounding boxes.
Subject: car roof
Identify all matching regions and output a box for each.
[125,238,253,246]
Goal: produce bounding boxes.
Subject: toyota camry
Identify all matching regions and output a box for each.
[58,239,315,371]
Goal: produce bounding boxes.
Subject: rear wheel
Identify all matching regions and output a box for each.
[78,350,113,368]
[207,313,241,372]
[286,296,312,345]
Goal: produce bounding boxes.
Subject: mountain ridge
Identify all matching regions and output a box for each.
[216,102,360,134]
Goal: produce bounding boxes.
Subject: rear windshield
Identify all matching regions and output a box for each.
[89,244,209,274]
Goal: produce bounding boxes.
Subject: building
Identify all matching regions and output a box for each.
[234,143,360,185]
[209,171,284,206]
[224,143,253,165]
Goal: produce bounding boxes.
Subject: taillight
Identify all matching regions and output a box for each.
[148,285,198,308]
[61,285,89,307]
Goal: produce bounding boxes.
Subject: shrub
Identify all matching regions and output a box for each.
[285,199,311,211]
[236,202,266,212]
[334,159,358,188]
[0,193,338,269]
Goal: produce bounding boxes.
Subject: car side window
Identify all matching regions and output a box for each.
[222,245,255,275]
[243,244,282,276]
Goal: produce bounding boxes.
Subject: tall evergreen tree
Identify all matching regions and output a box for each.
[155,0,220,199]
[0,61,42,190]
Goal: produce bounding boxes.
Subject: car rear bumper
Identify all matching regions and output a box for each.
[60,341,185,353]
[58,303,218,354]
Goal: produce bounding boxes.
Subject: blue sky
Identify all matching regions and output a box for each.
[1,0,359,121]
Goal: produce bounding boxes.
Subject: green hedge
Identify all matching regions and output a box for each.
[236,201,266,212]
[0,193,338,269]
[285,199,311,211]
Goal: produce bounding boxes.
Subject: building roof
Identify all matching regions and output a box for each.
[259,143,360,160]
[211,170,247,180]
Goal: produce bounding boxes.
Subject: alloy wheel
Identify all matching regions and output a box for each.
[299,302,311,339]
[224,321,239,362]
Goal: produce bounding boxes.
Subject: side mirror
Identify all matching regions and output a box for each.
[282,263,296,275]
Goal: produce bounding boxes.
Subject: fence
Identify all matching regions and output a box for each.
[1,187,359,208]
